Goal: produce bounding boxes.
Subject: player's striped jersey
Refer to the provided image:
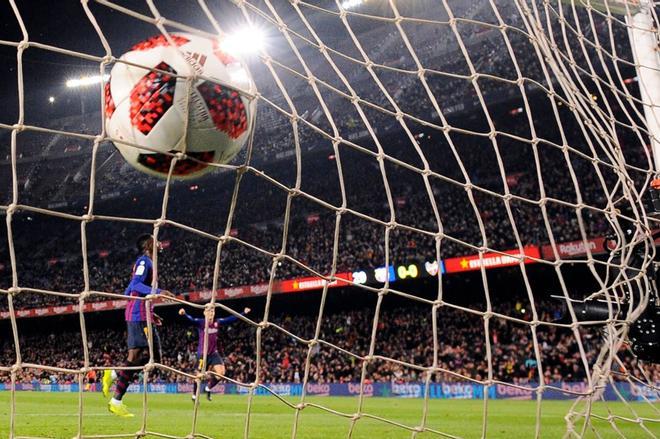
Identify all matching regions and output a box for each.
[124,255,161,322]
[181,311,241,356]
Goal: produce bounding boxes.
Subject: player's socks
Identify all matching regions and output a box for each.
[113,369,135,401]
[205,376,218,401]
[102,370,115,398]
[207,375,219,389]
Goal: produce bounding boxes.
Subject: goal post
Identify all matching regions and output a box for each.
[0,0,659,438]
[627,0,660,171]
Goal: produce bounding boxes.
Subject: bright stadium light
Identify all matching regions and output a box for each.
[219,26,264,56]
[341,0,364,9]
[48,96,55,104]
[66,73,110,88]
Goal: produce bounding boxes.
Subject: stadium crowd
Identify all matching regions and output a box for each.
[0,111,649,312]
[3,301,658,387]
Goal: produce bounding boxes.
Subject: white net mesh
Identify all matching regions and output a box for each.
[1,0,659,437]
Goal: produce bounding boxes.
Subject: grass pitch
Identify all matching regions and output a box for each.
[0,392,657,438]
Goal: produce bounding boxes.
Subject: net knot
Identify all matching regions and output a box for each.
[81,214,93,223]
[17,40,29,51]
[11,123,25,133]
[295,402,305,410]
[6,203,18,215]
[101,54,114,65]
[8,287,21,296]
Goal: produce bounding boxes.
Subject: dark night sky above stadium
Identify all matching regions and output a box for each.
[0,1,261,126]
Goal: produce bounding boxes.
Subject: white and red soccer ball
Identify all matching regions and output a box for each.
[105,33,256,179]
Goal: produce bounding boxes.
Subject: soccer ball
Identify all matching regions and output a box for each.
[105,33,256,179]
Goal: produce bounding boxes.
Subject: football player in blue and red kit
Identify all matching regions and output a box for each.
[178,305,250,401]
[103,233,174,417]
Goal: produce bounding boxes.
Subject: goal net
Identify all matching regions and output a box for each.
[0,0,659,437]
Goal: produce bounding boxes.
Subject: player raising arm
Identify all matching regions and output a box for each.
[179,305,251,401]
[103,233,174,417]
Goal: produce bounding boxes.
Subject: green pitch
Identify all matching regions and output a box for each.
[0,392,657,438]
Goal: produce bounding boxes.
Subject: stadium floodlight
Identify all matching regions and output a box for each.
[341,0,363,9]
[48,96,55,103]
[219,26,264,56]
[65,74,110,88]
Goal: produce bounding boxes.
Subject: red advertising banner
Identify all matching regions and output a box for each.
[0,273,354,320]
[541,237,606,260]
[541,232,660,260]
[278,272,352,292]
[444,247,541,273]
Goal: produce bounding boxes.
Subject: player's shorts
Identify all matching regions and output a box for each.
[197,351,224,370]
[126,321,162,359]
